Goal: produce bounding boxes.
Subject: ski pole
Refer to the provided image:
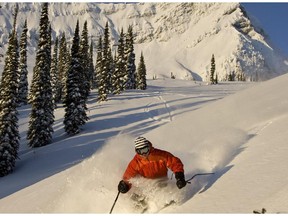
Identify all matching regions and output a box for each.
[186,172,215,184]
[109,191,120,214]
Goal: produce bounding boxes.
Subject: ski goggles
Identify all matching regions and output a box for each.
[136,145,150,155]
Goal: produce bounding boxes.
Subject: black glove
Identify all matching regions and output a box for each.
[118,180,130,193]
[175,172,186,189]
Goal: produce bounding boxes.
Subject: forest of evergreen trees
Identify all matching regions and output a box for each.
[0,3,147,177]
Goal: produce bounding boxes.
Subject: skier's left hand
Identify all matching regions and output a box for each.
[118,180,130,193]
[175,172,186,189]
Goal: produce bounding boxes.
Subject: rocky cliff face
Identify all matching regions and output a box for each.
[0,2,287,81]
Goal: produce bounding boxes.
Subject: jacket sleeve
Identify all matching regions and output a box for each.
[165,152,184,174]
[122,156,139,182]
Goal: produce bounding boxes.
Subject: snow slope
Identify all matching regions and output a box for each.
[0,73,288,213]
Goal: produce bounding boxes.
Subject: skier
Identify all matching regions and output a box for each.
[118,136,186,194]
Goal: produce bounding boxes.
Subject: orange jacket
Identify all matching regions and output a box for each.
[123,146,184,182]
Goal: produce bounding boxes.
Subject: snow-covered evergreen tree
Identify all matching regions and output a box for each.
[113,28,126,95]
[94,36,103,90]
[89,40,95,90]
[125,25,136,89]
[235,61,246,81]
[0,5,20,176]
[136,52,147,90]
[63,20,88,135]
[210,54,216,84]
[97,22,110,102]
[108,47,115,93]
[48,24,52,72]
[18,19,29,105]
[58,33,69,101]
[27,3,54,148]
[50,37,61,107]
[79,20,90,99]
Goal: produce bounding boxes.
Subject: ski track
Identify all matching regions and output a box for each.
[249,120,273,135]
[144,91,173,123]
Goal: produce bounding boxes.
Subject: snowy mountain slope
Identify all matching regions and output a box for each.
[146,74,288,213]
[0,72,288,213]
[0,2,287,81]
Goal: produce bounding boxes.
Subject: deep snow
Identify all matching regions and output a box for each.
[1,74,288,213]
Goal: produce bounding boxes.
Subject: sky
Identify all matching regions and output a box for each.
[0,75,288,213]
[242,2,288,57]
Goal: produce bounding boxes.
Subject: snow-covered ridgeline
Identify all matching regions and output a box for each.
[0,2,287,81]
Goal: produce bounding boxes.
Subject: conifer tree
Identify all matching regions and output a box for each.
[79,20,90,99]
[210,54,216,84]
[0,5,20,176]
[136,52,147,90]
[18,19,29,105]
[63,20,88,135]
[94,36,103,90]
[235,62,246,81]
[62,45,72,100]
[113,28,126,95]
[97,22,110,101]
[13,5,20,103]
[108,47,115,93]
[125,25,136,89]
[48,24,52,70]
[228,71,236,81]
[58,33,68,100]
[50,37,61,107]
[108,48,115,93]
[110,49,117,94]
[89,40,95,90]
[27,3,54,148]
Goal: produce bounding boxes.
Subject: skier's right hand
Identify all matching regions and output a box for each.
[118,180,130,193]
[176,178,186,189]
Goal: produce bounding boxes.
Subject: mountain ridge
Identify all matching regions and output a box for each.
[0,2,287,81]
